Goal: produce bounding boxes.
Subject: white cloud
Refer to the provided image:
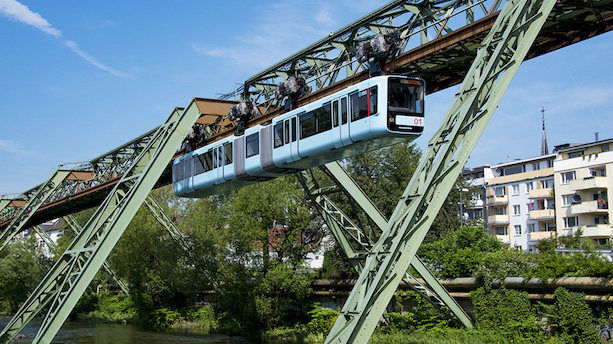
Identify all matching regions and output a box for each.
[0,0,134,79]
[0,139,37,157]
[65,41,135,79]
[0,0,61,37]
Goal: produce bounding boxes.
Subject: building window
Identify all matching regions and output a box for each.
[533,162,540,171]
[526,203,531,213]
[561,171,576,184]
[526,182,533,192]
[514,225,522,235]
[474,209,483,219]
[494,207,507,215]
[512,184,519,195]
[547,159,554,168]
[568,151,583,158]
[527,223,535,233]
[562,194,575,207]
[494,226,507,235]
[495,186,506,196]
[513,205,521,215]
[602,144,610,152]
[541,179,553,189]
[563,216,579,228]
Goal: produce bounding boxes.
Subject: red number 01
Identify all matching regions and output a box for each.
[414,118,422,125]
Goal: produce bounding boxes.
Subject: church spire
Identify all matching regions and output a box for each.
[541,107,548,155]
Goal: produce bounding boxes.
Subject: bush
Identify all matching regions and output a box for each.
[542,287,599,343]
[471,287,542,340]
[305,304,339,335]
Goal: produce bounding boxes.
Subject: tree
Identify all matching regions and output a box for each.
[0,237,52,313]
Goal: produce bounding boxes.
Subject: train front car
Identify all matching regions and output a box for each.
[386,76,424,134]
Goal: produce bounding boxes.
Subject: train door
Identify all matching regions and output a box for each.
[331,100,342,149]
[284,116,301,163]
[339,97,351,145]
[216,146,226,183]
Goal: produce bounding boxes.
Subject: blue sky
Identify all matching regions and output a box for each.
[0,0,611,195]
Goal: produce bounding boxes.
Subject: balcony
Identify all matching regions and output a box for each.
[570,176,609,191]
[559,224,613,238]
[529,231,556,241]
[486,194,508,205]
[495,235,510,244]
[569,200,609,215]
[488,214,509,224]
[529,188,553,199]
[529,209,555,220]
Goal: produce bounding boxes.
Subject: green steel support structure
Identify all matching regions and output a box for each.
[324,0,557,341]
[297,163,472,327]
[33,226,56,252]
[0,100,201,344]
[0,200,10,213]
[143,196,190,251]
[63,215,131,296]
[0,170,71,253]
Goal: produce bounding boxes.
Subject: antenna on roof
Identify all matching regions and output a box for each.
[541,106,549,155]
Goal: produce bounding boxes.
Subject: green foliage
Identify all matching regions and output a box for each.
[471,287,542,340]
[474,248,531,288]
[418,225,502,278]
[320,244,357,279]
[305,304,339,335]
[541,287,599,343]
[0,237,52,314]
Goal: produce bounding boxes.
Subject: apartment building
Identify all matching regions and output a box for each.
[484,155,556,250]
[465,137,613,251]
[554,139,612,245]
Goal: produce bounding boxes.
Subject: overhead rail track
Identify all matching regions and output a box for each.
[0,0,612,342]
[1,0,611,238]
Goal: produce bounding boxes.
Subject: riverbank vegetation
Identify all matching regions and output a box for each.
[1,143,612,343]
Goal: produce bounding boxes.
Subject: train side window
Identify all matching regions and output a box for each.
[194,155,205,175]
[176,161,184,181]
[318,103,332,133]
[291,117,297,142]
[224,142,233,164]
[213,149,217,169]
[172,163,178,183]
[341,97,347,124]
[332,100,339,127]
[246,132,259,157]
[274,123,284,148]
[350,86,377,121]
[369,87,377,115]
[218,146,223,167]
[300,112,316,139]
[198,151,213,172]
[284,121,290,144]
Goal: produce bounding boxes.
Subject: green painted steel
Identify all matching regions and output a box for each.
[0,100,200,344]
[324,0,557,341]
[233,0,503,105]
[143,196,190,251]
[0,170,71,253]
[33,225,56,251]
[0,199,10,213]
[297,163,472,328]
[63,215,130,296]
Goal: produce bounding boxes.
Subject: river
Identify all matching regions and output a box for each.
[0,316,254,344]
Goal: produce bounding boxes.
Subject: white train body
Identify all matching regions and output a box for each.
[173,75,425,198]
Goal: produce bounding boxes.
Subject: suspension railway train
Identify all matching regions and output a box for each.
[172,75,425,198]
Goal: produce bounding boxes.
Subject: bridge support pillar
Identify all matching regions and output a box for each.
[0,99,200,344]
[323,0,557,341]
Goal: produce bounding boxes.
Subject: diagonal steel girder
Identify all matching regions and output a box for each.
[63,215,130,296]
[297,163,471,328]
[0,100,200,344]
[324,0,557,341]
[0,170,71,253]
[239,0,504,107]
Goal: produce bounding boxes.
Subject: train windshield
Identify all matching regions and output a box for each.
[388,77,424,115]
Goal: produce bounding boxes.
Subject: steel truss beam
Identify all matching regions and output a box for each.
[0,100,201,344]
[324,0,557,341]
[297,162,471,328]
[0,170,71,253]
[238,0,504,107]
[63,215,130,296]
